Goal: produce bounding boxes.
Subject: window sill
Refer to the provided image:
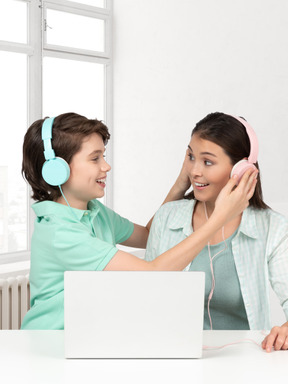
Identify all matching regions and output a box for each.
[0,261,30,279]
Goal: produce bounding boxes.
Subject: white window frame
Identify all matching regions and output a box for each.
[0,0,113,265]
[43,1,111,58]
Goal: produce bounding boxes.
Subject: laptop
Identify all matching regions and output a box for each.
[64,270,205,359]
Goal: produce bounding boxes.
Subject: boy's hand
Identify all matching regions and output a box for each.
[213,169,258,224]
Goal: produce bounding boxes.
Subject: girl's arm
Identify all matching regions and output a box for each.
[105,170,257,271]
[120,223,149,249]
[121,154,192,248]
[261,222,288,352]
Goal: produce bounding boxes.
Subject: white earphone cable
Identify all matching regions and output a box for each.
[203,202,227,330]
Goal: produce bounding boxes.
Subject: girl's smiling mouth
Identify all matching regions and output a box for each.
[194,182,210,190]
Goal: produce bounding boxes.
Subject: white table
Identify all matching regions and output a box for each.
[0,330,286,384]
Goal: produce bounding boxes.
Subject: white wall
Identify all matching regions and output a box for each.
[112,0,288,325]
[112,0,288,224]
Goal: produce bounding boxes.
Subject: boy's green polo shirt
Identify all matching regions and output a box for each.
[21,199,134,330]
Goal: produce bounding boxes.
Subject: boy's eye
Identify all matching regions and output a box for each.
[188,154,194,161]
[92,155,106,162]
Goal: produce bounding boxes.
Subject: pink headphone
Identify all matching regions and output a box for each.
[229,115,259,181]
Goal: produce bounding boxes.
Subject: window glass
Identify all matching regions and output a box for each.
[46,9,105,52]
[0,1,111,262]
[0,51,28,255]
[0,0,27,44]
[43,56,106,204]
[43,56,105,120]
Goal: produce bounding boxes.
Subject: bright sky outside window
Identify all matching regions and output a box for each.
[0,1,27,44]
[46,9,105,53]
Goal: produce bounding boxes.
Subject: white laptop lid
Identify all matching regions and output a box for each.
[64,271,205,359]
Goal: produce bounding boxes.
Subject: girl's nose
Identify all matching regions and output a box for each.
[191,162,203,177]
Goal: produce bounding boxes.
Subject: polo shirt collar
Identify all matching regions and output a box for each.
[32,199,100,221]
[168,199,196,237]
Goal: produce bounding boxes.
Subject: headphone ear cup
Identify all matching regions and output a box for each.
[42,157,70,186]
[230,159,257,183]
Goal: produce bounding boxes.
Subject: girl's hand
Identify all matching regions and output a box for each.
[162,152,191,205]
[213,169,258,224]
[174,151,191,195]
[262,324,288,352]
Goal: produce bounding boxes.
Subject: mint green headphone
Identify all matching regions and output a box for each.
[41,117,70,186]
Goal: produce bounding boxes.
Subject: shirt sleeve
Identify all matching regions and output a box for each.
[268,230,288,321]
[53,223,118,271]
[102,205,134,244]
[145,210,162,261]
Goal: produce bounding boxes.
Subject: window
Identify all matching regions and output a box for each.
[0,0,112,264]
[45,9,105,52]
[0,0,28,43]
[0,51,28,256]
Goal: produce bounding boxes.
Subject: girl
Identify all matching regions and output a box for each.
[145,112,288,352]
[21,112,256,330]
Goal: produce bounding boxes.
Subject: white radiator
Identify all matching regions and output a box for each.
[0,275,30,330]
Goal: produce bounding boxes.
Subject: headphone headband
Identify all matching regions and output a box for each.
[42,117,56,160]
[230,115,259,164]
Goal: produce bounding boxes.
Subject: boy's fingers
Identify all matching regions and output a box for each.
[236,169,256,189]
[223,174,238,193]
[245,171,258,198]
[236,169,258,196]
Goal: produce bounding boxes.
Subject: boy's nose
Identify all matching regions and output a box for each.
[102,159,111,172]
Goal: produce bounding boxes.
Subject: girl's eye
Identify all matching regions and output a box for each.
[204,160,213,166]
[188,154,194,161]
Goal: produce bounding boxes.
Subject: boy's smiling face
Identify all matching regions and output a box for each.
[60,133,111,209]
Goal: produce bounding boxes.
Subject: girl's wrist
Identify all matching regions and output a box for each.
[164,182,186,203]
[174,175,191,195]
